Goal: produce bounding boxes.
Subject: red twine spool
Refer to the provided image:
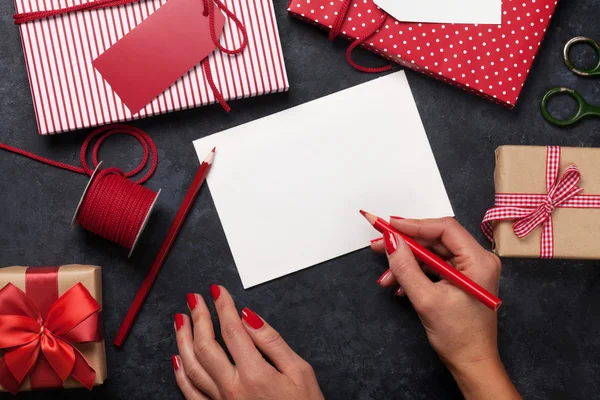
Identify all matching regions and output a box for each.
[0,124,160,254]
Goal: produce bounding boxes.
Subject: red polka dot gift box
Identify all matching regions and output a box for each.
[288,0,558,108]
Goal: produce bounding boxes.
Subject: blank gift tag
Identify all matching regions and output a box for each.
[373,0,501,24]
[93,0,225,114]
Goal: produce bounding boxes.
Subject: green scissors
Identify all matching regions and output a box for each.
[541,36,600,126]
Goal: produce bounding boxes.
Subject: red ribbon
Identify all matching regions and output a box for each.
[481,146,600,258]
[0,267,102,394]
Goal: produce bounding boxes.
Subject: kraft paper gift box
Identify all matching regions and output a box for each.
[288,0,558,108]
[482,146,600,259]
[0,265,107,393]
[14,0,289,135]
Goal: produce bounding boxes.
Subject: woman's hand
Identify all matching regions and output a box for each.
[371,217,521,400]
[172,285,324,400]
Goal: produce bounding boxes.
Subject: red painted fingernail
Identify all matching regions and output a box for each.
[395,286,404,296]
[172,355,180,371]
[377,269,391,284]
[186,293,198,311]
[175,313,184,331]
[390,216,405,220]
[370,237,383,244]
[383,230,398,255]
[210,284,220,301]
[242,307,264,329]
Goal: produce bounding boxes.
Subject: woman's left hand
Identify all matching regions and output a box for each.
[172,285,324,400]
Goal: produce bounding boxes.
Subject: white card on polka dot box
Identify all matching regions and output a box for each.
[14,0,288,135]
[373,0,501,25]
[289,0,558,108]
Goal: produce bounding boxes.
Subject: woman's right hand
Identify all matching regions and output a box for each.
[371,217,521,400]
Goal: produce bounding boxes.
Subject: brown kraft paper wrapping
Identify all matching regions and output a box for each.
[0,264,107,391]
[493,145,600,259]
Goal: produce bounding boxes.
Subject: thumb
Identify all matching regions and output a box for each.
[383,230,436,308]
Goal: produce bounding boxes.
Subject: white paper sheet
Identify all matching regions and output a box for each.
[372,0,502,25]
[193,71,454,288]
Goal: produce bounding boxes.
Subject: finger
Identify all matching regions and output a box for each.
[390,217,483,257]
[212,285,266,374]
[176,299,220,399]
[372,235,452,260]
[172,355,211,400]
[188,291,236,388]
[241,307,306,376]
[376,269,396,287]
[377,262,439,288]
[383,230,436,309]
[370,237,385,253]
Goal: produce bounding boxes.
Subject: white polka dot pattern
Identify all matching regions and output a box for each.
[288,0,558,108]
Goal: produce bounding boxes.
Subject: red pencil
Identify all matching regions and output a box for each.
[360,210,502,311]
[114,148,216,347]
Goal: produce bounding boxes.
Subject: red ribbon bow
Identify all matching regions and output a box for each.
[0,283,100,394]
[482,146,600,258]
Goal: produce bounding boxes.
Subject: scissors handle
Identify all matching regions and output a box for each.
[564,36,600,77]
[541,87,600,126]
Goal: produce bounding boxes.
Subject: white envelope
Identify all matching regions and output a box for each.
[373,0,502,25]
[193,72,454,288]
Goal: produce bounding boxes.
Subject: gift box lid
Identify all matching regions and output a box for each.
[14,0,289,134]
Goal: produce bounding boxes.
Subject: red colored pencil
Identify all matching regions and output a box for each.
[360,210,502,311]
[114,148,216,347]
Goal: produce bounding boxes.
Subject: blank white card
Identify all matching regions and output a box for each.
[372,0,502,25]
[194,72,454,288]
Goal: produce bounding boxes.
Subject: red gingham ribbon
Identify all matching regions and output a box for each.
[481,146,600,258]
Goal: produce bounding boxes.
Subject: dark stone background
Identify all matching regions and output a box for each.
[1,0,599,399]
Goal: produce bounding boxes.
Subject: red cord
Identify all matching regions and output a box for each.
[13,0,141,25]
[0,124,159,250]
[203,60,231,112]
[345,16,392,73]
[202,0,248,110]
[328,0,352,41]
[78,168,157,249]
[328,0,392,73]
[206,0,248,55]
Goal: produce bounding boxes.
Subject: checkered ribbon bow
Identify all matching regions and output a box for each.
[481,146,600,258]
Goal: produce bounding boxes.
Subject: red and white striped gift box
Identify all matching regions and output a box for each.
[14,0,289,135]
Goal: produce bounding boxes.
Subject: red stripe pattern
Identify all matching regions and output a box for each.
[14,0,289,135]
[481,146,600,258]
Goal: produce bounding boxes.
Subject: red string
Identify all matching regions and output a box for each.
[13,0,141,25]
[328,0,392,73]
[0,124,159,250]
[345,16,392,73]
[78,168,157,249]
[201,0,248,111]
[203,60,231,112]
[205,0,248,55]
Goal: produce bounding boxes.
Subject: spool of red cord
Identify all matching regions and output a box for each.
[0,124,160,255]
[71,165,160,256]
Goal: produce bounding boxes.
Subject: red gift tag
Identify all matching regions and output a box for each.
[93,0,225,114]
